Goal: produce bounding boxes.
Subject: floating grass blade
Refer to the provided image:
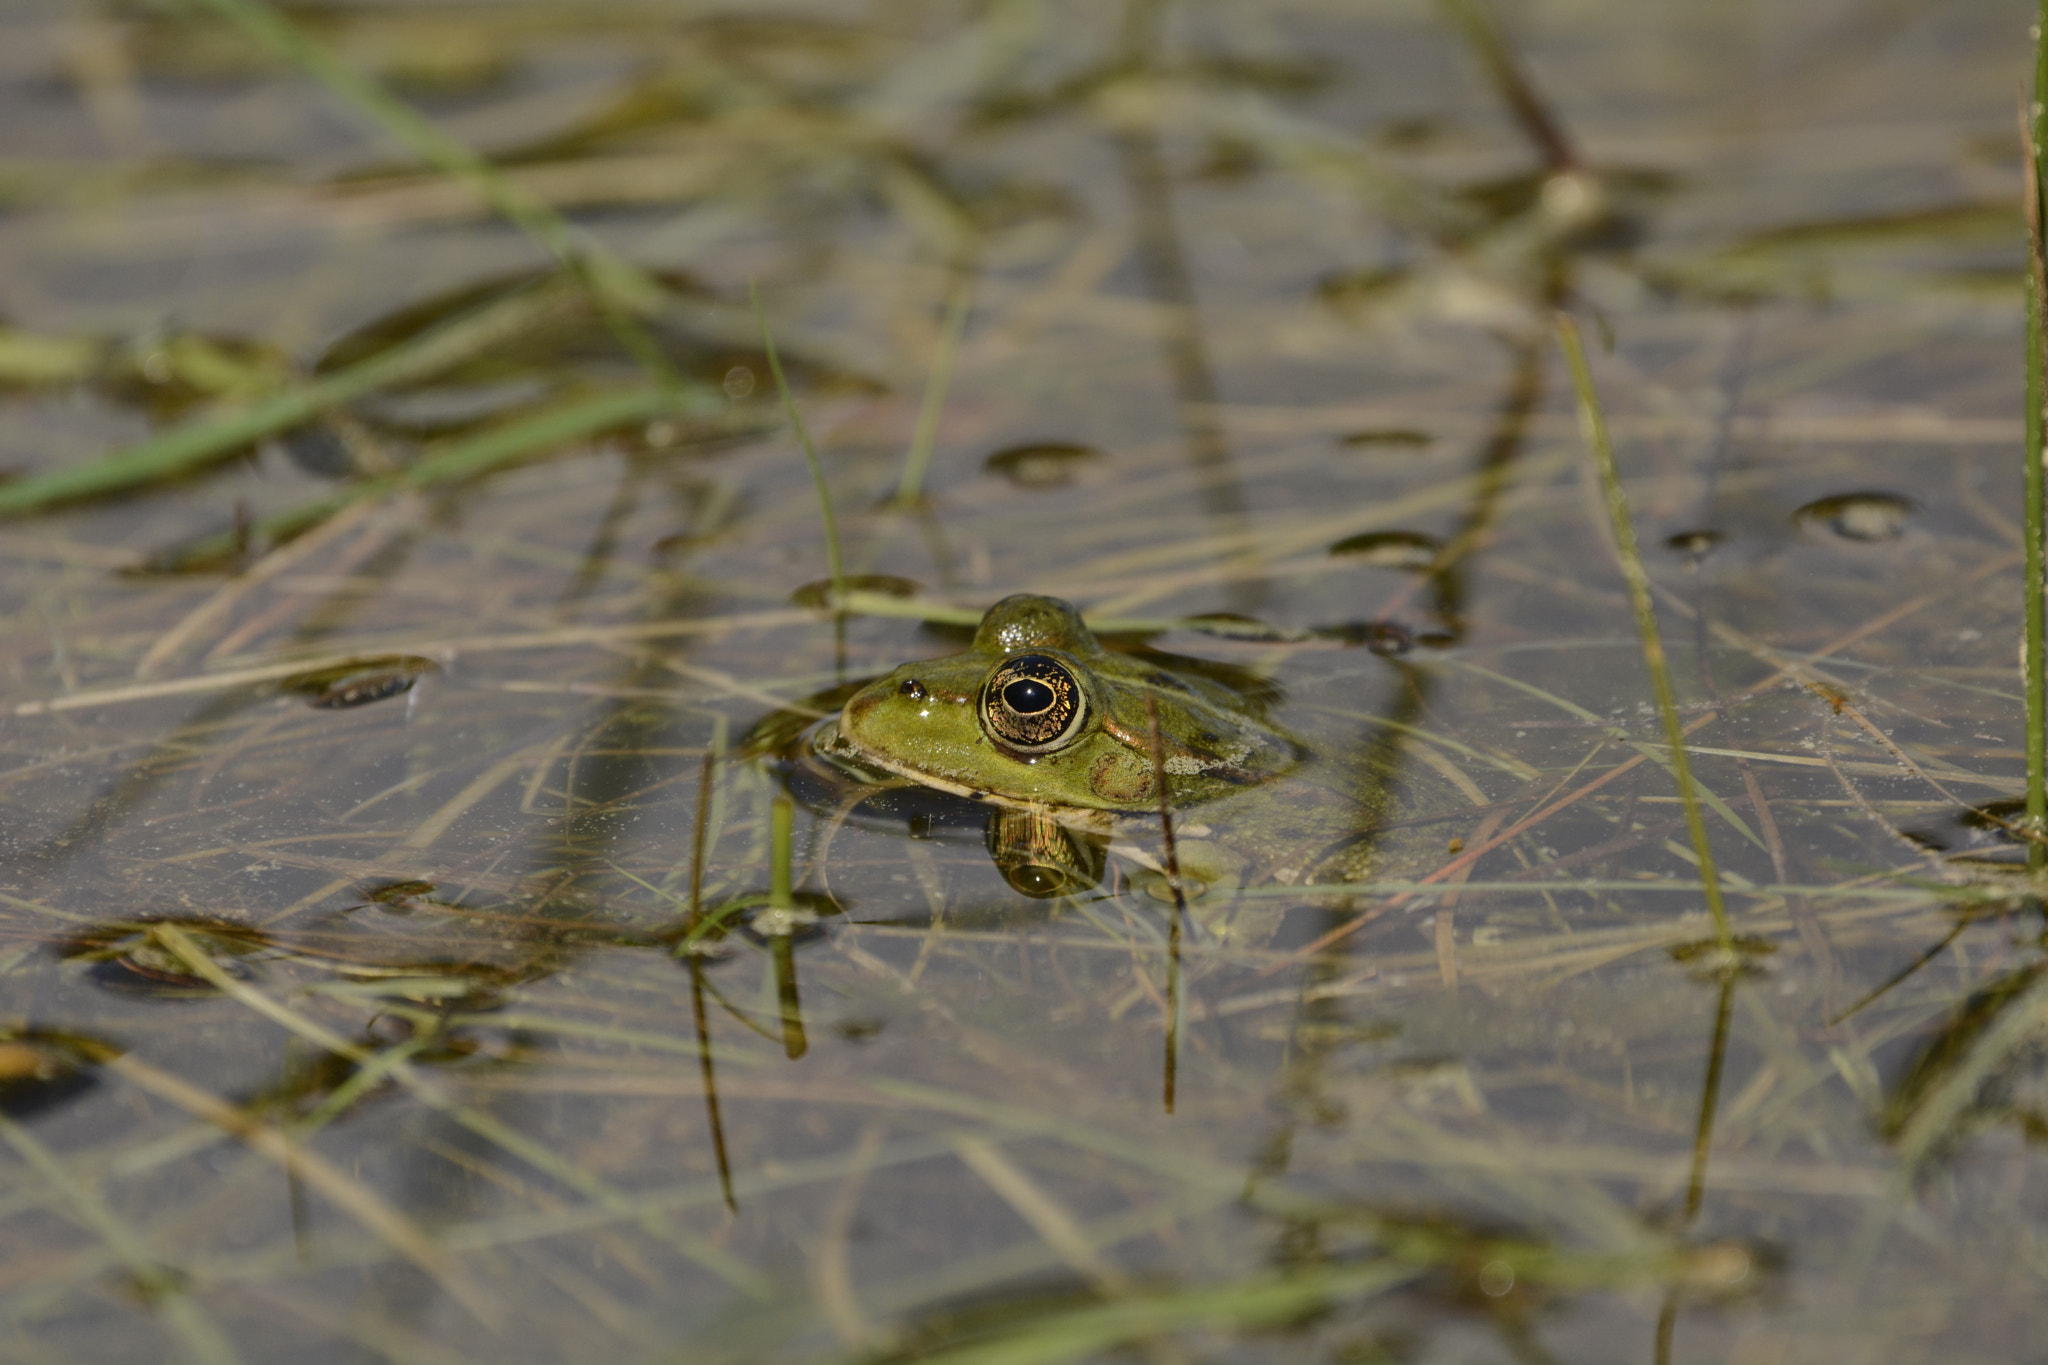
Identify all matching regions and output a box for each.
[2025,6,2048,873]
[1556,314,1733,953]
[753,282,846,603]
[893,274,974,507]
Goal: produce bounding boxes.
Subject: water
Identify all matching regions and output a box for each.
[0,2,2038,1361]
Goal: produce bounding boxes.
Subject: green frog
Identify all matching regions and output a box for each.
[806,594,1469,932]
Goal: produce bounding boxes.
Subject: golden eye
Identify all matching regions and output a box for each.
[980,654,1086,755]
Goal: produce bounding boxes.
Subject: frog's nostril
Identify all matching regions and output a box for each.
[898,678,927,701]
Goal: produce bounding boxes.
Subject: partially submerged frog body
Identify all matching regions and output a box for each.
[814,594,1467,933]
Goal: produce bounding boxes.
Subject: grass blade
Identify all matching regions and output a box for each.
[157,383,701,568]
[0,276,585,517]
[187,0,685,392]
[752,282,846,600]
[0,1112,245,1365]
[1556,314,1733,953]
[894,275,974,507]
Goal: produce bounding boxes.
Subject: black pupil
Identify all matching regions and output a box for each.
[1003,678,1055,714]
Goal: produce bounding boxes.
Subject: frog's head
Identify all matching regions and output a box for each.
[836,594,1301,813]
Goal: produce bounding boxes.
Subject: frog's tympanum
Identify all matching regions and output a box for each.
[807,594,1459,922]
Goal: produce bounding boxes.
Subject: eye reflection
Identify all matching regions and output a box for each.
[984,808,1107,899]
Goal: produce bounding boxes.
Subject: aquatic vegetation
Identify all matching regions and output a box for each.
[0,0,2040,1361]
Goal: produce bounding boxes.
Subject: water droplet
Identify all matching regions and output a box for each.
[1477,1260,1516,1297]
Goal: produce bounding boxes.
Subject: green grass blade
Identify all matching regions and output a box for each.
[863,1261,1420,1365]
[187,0,686,391]
[1557,314,1733,952]
[894,275,974,507]
[159,384,704,568]
[0,276,585,517]
[752,282,846,599]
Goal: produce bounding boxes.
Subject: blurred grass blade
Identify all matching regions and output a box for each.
[1435,0,1576,172]
[0,1111,245,1365]
[753,283,846,600]
[894,275,974,507]
[187,0,686,390]
[1556,314,1733,952]
[159,384,699,567]
[859,1261,1419,1365]
[103,1051,501,1328]
[0,276,587,518]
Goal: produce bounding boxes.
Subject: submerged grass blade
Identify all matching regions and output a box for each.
[1556,314,1733,952]
[753,282,846,600]
[103,1051,501,1327]
[2025,8,2048,872]
[852,1261,1421,1365]
[0,1112,245,1365]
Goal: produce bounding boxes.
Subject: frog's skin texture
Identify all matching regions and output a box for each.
[816,595,1465,921]
[834,594,1302,813]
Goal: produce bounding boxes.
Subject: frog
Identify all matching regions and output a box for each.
[806,594,1471,934]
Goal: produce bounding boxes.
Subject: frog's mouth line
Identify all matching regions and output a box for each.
[815,718,1117,831]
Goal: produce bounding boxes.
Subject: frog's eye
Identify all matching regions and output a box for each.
[980,654,1087,755]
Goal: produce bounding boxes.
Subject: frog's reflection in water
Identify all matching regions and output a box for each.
[782,727,1113,906]
[982,806,1109,899]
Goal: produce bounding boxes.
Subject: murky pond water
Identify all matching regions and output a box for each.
[0,1,2040,1361]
